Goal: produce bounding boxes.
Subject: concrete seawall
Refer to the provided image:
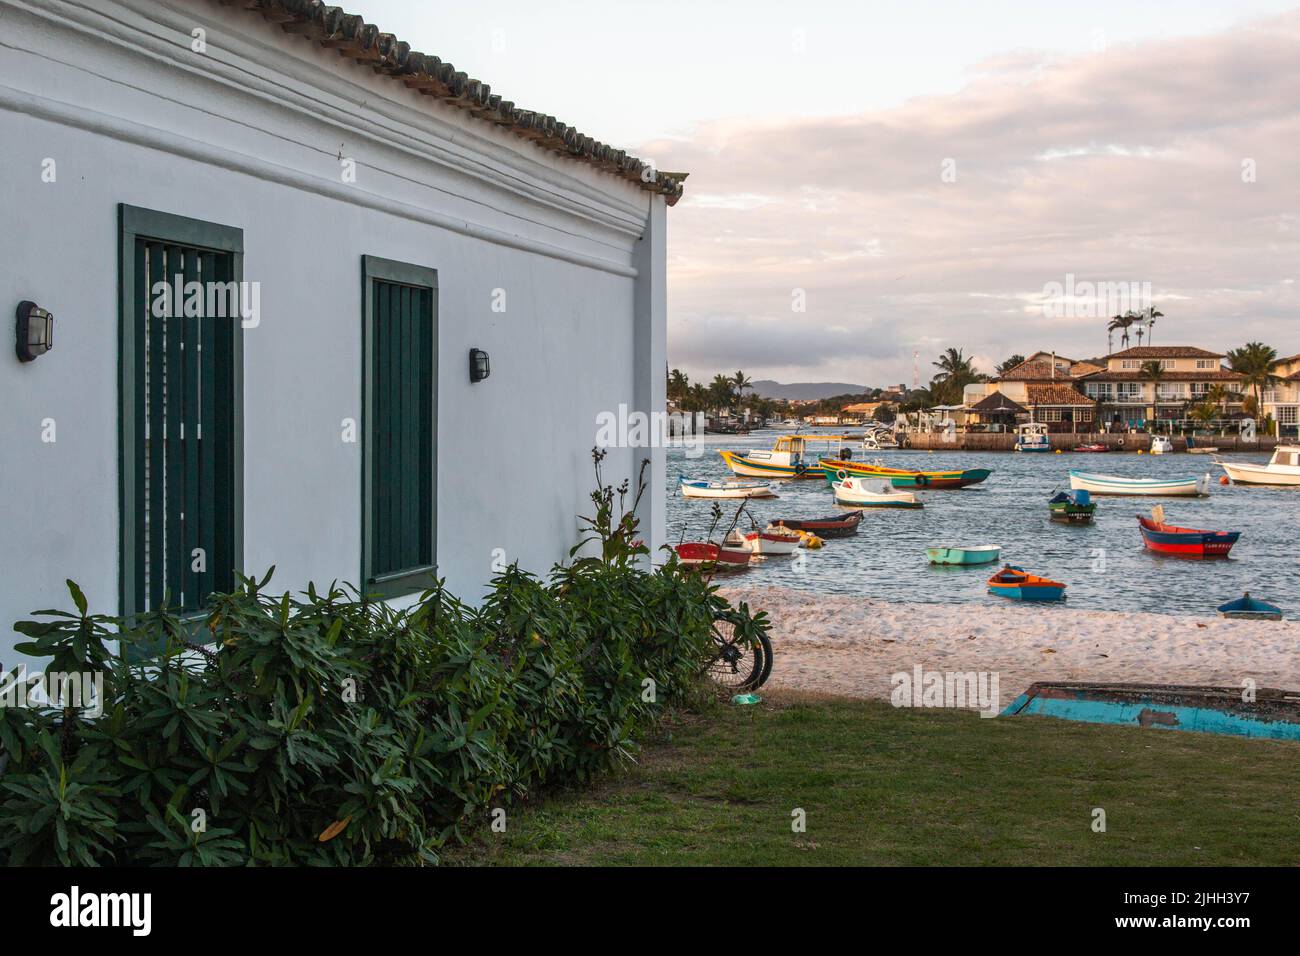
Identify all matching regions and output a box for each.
[901,433,1279,453]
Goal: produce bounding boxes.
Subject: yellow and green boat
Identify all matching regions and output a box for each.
[820,459,991,489]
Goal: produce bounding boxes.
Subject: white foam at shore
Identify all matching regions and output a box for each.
[723,585,1300,706]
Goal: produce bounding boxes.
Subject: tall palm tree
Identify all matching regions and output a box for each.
[1142,308,1163,346]
[1107,314,1134,354]
[709,373,736,415]
[667,368,689,403]
[1227,342,1280,429]
[732,371,753,413]
[931,348,981,405]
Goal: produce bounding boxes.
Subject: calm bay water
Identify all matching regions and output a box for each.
[667,431,1300,617]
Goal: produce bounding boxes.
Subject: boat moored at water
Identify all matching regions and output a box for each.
[1073,442,1109,453]
[742,524,804,555]
[1069,470,1211,497]
[1216,445,1300,486]
[772,511,863,538]
[720,434,859,479]
[987,565,1068,601]
[820,459,992,489]
[1014,422,1052,453]
[1150,435,1174,455]
[1137,507,1240,558]
[678,475,777,499]
[673,540,752,570]
[831,477,923,509]
[1048,489,1096,523]
[926,545,1001,566]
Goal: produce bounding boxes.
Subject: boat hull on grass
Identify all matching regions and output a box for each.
[1001,682,1300,741]
[1137,516,1240,558]
[820,459,991,489]
[1070,470,1210,497]
[987,565,1067,602]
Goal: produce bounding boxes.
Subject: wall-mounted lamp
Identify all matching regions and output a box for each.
[469,347,490,383]
[15,301,54,363]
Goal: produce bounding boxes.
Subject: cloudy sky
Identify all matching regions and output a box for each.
[363,1,1300,387]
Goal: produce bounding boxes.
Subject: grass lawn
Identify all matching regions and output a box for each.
[449,690,1300,866]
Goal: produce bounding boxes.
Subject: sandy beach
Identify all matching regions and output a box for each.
[723,585,1300,708]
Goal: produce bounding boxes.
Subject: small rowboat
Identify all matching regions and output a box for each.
[1070,470,1211,497]
[1048,489,1096,524]
[820,459,991,489]
[673,538,752,570]
[926,545,1001,566]
[987,565,1067,602]
[678,475,777,499]
[1001,682,1300,741]
[1137,512,1240,558]
[1073,443,1109,453]
[1217,593,1283,621]
[772,511,863,538]
[742,524,803,556]
[831,477,922,509]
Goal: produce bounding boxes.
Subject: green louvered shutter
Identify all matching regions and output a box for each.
[369,278,435,579]
[129,242,237,614]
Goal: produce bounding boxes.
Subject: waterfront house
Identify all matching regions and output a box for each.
[0,0,681,668]
[1077,347,1242,431]
[1264,354,1300,437]
[972,358,1097,432]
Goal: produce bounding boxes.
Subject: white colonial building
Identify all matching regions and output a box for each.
[0,0,680,666]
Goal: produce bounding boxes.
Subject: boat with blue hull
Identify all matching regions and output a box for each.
[1001,682,1300,741]
[987,565,1067,601]
[1217,592,1283,620]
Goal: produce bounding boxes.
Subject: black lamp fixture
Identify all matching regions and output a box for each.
[15,301,54,363]
[469,347,490,383]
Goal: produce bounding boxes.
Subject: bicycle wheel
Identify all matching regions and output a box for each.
[753,632,774,689]
[707,617,764,691]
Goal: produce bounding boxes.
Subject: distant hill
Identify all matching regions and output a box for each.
[750,380,871,401]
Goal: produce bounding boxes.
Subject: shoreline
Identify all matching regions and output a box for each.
[723,585,1300,708]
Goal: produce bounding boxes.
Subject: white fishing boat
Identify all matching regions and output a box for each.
[678,476,777,499]
[720,434,858,479]
[773,418,803,430]
[1014,422,1052,453]
[1150,436,1174,455]
[742,524,804,555]
[1069,470,1211,497]
[831,477,923,509]
[1217,446,1300,487]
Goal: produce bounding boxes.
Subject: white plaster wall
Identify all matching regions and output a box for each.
[0,0,667,667]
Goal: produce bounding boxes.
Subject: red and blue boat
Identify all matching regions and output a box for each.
[987,565,1067,602]
[1137,514,1240,559]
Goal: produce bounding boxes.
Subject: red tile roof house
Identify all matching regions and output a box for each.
[1075,347,1243,431]
[0,0,684,669]
[975,359,1098,432]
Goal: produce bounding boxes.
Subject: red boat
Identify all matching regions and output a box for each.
[673,539,752,570]
[1074,443,1109,453]
[772,511,863,538]
[1137,515,1241,558]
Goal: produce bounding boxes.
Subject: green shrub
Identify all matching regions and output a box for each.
[0,453,762,865]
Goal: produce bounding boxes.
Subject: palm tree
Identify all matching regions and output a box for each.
[1140,359,1165,430]
[1190,402,1218,431]
[996,354,1027,376]
[709,373,736,415]
[667,368,689,403]
[1107,314,1134,354]
[1142,308,1163,346]
[931,348,981,405]
[1226,342,1280,429]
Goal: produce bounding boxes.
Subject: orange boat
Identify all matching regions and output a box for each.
[987,565,1067,602]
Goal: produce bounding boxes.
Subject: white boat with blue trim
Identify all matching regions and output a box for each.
[1069,470,1211,497]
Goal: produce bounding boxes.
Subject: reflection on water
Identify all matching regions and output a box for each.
[666,431,1299,617]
